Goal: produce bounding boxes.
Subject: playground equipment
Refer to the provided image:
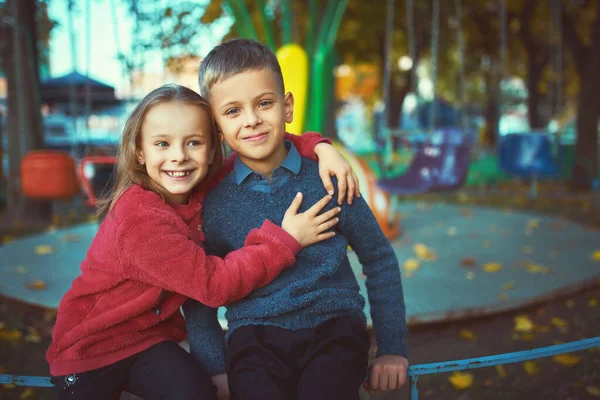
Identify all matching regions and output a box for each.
[78,155,118,207]
[3,336,598,399]
[336,144,400,240]
[377,142,471,195]
[497,132,561,197]
[20,150,80,200]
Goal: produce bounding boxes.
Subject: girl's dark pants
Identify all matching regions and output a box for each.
[51,341,218,400]
[226,316,370,400]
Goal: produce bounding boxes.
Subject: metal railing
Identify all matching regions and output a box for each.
[1,337,599,399]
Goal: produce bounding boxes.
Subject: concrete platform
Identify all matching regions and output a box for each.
[1,202,599,327]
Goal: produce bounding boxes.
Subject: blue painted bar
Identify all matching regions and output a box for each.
[0,374,53,387]
[2,336,599,394]
[407,336,600,400]
[408,336,600,376]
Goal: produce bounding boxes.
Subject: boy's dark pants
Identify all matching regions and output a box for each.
[51,341,218,400]
[226,316,370,400]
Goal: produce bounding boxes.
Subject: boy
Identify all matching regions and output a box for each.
[184,39,408,400]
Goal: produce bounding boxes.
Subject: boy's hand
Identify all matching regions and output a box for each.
[363,355,409,393]
[314,143,360,205]
[211,373,230,400]
[282,193,340,247]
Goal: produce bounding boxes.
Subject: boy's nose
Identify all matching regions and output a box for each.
[245,111,262,128]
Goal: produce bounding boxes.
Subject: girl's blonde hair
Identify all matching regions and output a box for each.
[97,84,223,216]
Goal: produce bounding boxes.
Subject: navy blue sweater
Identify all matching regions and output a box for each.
[184,158,407,375]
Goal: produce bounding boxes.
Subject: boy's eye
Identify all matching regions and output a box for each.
[259,100,273,107]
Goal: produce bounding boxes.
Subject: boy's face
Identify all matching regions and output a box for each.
[208,68,294,175]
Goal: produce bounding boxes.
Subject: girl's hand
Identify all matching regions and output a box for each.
[211,373,230,400]
[314,143,361,205]
[282,193,341,247]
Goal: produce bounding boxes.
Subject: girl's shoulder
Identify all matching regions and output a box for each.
[110,185,173,222]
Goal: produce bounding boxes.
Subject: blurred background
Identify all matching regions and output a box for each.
[0,1,599,399]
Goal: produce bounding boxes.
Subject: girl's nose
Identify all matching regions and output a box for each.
[170,146,188,162]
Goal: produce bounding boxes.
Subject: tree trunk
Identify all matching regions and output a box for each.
[482,67,500,148]
[2,0,51,231]
[570,85,600,190]
[526,61,545,129]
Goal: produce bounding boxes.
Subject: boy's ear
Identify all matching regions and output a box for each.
[283,92,294,124]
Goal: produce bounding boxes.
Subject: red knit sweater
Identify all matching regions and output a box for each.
[46,132,329,376]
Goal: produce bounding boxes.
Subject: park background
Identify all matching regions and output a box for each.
[0,0,600,399]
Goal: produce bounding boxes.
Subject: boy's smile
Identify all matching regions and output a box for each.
[208,68,294,179]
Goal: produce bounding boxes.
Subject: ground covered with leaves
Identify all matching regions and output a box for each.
[1,182,599,399]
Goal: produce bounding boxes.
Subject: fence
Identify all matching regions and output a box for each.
[1,336,599,399]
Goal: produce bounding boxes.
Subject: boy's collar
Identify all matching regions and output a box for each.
[233,140,301,184]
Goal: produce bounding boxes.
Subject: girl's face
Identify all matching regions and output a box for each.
[137,101,214,204]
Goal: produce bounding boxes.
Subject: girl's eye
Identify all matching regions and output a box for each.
[155,141,168,147]
[188,140,203,147]
[225,108,239,116]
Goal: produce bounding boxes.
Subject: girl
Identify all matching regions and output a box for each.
[46,84,358,400]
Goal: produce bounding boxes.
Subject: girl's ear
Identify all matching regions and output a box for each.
[136,151,145,165]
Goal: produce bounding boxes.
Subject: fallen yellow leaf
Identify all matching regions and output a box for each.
[522,246,534,254]
[459,329,476,341]
[12,266,27,274]
[589,299,598,307]
[526,263,550,274]
[483,263,503,273]
[514,315,534,332]
[502,282,516,290]
[403,259,421,271]
[565,300,575,308]
[413,243,437,261]
[24,329,42,344]
[551,317,568,328]
[495,365,507,378]
[34,245,55,255]
[0,329,22,341]
[465,271,475,280]
[520,333,536,341]
[2,235,15,244]
[461,257,477,267]
[523,360,540,375]
[2,383,16,389]
[448,371,473,390]
[587,386,600,397]
[590,250,600,261]
[535,325,551,333]
[527,219,540,228]
[553,353,581,367]
[25,279,47,291]
[20,388,35,399]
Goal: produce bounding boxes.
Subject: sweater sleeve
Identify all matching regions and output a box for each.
[118,210,301,308]
[285,131,331,160]
[337,194,408,358]
[182,300,227,376]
